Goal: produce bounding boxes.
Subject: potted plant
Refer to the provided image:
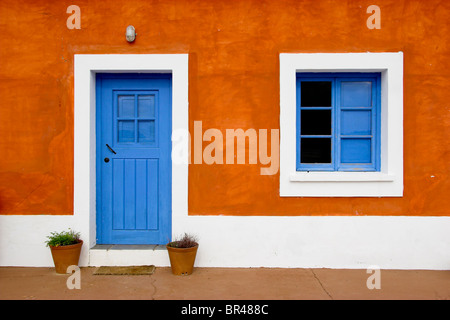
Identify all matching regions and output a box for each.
[166,233,199,275]
[45,229,83,274]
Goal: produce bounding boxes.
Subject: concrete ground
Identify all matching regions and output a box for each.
[0,266,449,301]
[0,267,450,300]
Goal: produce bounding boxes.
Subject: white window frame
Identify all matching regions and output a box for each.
[279,52,403,197]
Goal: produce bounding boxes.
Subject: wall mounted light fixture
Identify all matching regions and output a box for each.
[126,25,136,43]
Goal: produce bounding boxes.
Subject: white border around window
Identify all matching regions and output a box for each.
[279,52,403,197]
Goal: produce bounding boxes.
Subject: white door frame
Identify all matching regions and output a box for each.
[74,54,189,261]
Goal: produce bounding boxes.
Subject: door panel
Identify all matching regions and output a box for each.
[96,74,171,245]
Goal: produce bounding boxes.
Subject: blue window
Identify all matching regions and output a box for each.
[296,73,381,171]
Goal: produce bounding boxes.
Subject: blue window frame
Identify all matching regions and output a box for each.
[296,73,381,171]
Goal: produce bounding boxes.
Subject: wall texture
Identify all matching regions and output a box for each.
[0,0,449,216]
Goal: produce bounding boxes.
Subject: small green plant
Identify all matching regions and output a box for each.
[45,229,81,247]
[167,233,198,248]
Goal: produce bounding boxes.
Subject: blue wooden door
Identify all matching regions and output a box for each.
[96,74,172,244]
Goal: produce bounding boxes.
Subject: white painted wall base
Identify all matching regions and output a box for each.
[1,215,449,270]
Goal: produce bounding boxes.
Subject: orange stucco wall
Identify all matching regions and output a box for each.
[0,0,449,216]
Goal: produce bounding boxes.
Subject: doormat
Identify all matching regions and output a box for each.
[93,265,155,275]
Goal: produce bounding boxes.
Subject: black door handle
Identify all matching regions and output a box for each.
[106,144,117,154]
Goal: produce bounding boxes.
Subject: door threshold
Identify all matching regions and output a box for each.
[91,244,167,251]
[89,244,169,267]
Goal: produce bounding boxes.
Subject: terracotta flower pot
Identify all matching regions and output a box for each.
[49,240,83,274]
[166,244,198,275]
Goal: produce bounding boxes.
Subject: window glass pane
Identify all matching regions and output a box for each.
[138,120,155,143]
[138,95,155,118]
[118,95,135,118]
[301,110,331,135]
[301,138,331,163]
[341,110,372,135]
[301,81,332,107]
[118,120,135,142]
[341,81,372,107]
[341,138,371,163]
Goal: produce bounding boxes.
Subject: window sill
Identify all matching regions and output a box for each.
[290,172,395,182]
[281,173,403,196]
